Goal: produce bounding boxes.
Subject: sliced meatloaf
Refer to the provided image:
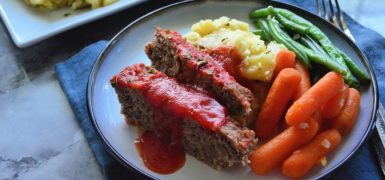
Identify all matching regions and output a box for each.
[111,64,257,169]
[145,28,253,126]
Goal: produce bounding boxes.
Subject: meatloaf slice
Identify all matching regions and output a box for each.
[145,27,253,126]
[111,64,257,169]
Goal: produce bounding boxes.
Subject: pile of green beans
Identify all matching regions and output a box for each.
[249,6,370,87]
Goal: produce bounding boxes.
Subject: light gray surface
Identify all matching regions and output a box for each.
[0,1,174,179]
[0,70,103,180]
[0,0,384,179]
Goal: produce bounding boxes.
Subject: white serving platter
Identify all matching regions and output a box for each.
[0,0,141,47]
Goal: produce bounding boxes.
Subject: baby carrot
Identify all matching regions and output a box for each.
[282,129,342,178]
[255,68,301,139]
[249,118,319,175]
[331,88,361,135]
[321,84,349,119]
[312,111,323,127]
[292,61,311,101]
[273,50,296,79]
[285,71,344,126]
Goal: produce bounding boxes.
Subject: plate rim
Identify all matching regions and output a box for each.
[87,0,379,179]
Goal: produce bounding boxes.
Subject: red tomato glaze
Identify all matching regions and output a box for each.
[164,29,237,85]
[205,46,244,82]
[146,79,228,132]
[116,64,228,132]
[113,64,228,174]
[136,131,186,174]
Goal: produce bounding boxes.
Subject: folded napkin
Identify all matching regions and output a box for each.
[55,1,384,179]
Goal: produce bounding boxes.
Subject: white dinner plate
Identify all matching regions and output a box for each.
[0,0,141,48]
[87,1,378,179]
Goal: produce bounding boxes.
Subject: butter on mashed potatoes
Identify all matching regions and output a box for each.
[185,17,285,82]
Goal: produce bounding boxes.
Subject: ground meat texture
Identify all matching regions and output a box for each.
[111,64,257,169]
[183,120,256,169]
[145,27,254,127]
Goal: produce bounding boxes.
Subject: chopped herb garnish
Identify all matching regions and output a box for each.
[127,78,133,83]
[198,45,205,50]
[197,59,208,67]
[64,13,71,17]
[221,37,228,42]
[225,22,230,26]
[147,69,155,74]
[111,80,117,86]
[207,69,214,75]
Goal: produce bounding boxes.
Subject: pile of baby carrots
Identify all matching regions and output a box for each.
[249,50,361,178]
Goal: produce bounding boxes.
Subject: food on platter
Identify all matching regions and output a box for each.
[185,17,285,82]
[281,129,342,178]
[145,27,254,126]
[110,64,257,172]
[249,6,370,87]
[110,5,368,178]
[24,0,117,10]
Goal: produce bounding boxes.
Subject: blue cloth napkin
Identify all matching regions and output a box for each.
[55,1,384,179]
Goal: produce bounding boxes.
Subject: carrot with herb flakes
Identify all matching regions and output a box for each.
[273,50,296,79]
[255,68,301,139]
[292,61,311,101]
[286,71,344,126]
[282,129,342,178]
[321,84,349,119]
[331,88,361,135]
[249,118,319,175]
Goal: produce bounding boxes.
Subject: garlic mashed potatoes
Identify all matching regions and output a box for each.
[185,17,285,82]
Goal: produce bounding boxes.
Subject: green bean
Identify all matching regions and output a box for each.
[281,33,343,73]
[249,6,366,86]
[307,31,365,85]
[256,19,273,42]
[275,8,314,27]
[337,48,370,82]
[300,36,321,53]
[274,7,341,59]
[306,29,359,86]
[276,8,347,65]
[252,29,268,41]
[272,9,309,35]
[274,7,364,85]
[249,6,273,18]
[267,16,310,68]
[270,7,344,62]
[300,35,329,57]
[307,35,329,56]
[294,41,353,82]
[299,36,355,86]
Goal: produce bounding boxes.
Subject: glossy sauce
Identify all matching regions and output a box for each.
[136,131,186,174]
[146,79,228,132]
[115,64,228,174]
[205,46,244,83]
[206,46,271,116]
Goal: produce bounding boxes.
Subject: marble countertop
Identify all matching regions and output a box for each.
[0,0,384,179]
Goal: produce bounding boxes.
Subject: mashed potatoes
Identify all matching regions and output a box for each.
[24,0,117,10]
[185,17,285,82]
